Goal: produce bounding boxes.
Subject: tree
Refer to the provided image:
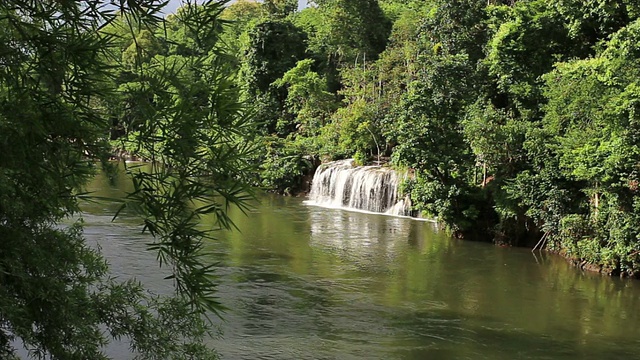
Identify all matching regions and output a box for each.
[310,0,391,64]
[476,0,640,247]
[0,0,255,357]
[387,0,493,236]
[220,0,266,56]
[273,59,336,136]
[240,18,307,134]
[508,18,640,274]
[299,0,391,93]
[392,53,483,233]
[264,0,298,17]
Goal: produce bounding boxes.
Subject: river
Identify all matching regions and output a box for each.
[79,166,640,359]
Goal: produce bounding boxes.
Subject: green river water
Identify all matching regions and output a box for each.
[78,167,640,360]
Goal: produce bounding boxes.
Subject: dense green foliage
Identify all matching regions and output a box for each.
[218,0,640,276]
[0,0,255,358]
[6,0,640,355]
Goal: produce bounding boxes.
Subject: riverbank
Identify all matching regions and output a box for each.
[112,153,638,280]
[302,159,640,280]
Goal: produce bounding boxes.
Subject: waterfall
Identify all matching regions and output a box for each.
[307,159,412,216]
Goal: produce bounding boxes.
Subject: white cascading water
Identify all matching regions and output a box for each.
[307,159,412,216]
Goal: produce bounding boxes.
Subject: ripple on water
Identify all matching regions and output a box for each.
[75,175,640,360]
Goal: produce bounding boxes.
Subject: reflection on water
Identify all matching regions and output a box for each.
[80,165,640,359]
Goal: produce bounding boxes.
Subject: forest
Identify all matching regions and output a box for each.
[2,0,640,358]
[205,0,640,277]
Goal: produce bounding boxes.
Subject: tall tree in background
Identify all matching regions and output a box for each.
[303,0,391,92]
[240,18,307,134]
[390,0,491,236]
[264,0,298,17]
[220,0,265,56]
[310,0,391,64]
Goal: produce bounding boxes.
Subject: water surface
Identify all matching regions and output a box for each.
[82,167,640,359]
